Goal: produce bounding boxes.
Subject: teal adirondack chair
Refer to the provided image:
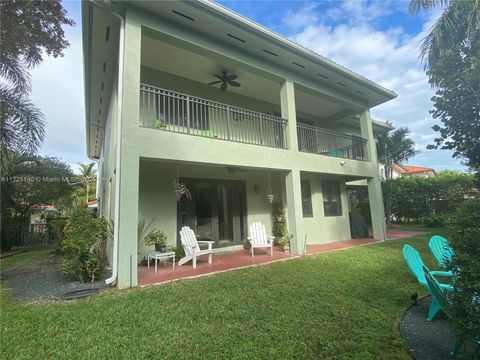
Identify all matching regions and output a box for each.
[429,235,454,268]
[422,266,464,356]
[403,244,453,321]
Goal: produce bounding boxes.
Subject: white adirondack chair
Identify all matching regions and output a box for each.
[248,222,274,258]
[178,226,214,269]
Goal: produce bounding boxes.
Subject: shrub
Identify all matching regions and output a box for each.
[47,218,68,245]
[423,214,446,228]
[170,245,185,262]
[388,171,475,223]
[446,199,480,356]
[61,206,108,282]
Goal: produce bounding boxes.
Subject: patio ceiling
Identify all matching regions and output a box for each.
[141,34,349,119]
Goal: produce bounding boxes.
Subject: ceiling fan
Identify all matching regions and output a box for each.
[208,71,241,91]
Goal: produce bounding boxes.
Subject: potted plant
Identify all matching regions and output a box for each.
[145,229,168,252]
[152,119,167,129]
[278,234,293,252]
[173,178,192,202]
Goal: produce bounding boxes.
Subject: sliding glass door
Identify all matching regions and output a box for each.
[177,179,246,247]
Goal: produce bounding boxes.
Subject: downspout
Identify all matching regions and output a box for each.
[105,9,125,286]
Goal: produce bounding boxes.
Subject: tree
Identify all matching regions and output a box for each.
[0,0,74,247]
[0,0,74,171]
[2,155,75,250]
[376,127,419,222]
[77,163,97,204]
[376,127,419,180]
[409,0,480,176]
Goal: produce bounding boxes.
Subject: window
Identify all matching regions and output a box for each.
[322,180,342,216]
[301,180,313,217]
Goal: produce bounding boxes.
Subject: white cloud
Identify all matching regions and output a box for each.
[285,1,465,171]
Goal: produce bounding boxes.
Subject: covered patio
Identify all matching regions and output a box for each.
[138,229,425,287]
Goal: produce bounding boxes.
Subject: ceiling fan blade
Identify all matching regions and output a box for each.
[228,80,241,87]
[220,82,228,91]
[225,74,237,81]
[208,80,222,85]
[214,74,224,80]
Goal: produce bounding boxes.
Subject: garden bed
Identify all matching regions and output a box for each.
[0,250,108,302]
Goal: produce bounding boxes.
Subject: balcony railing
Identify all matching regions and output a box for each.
[297,123,368,161]
[140,84,288,149]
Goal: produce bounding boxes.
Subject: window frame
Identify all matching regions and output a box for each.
[321,180,342,217]
[300,179,313,218]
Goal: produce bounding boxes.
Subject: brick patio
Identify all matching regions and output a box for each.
[138,229,426,287]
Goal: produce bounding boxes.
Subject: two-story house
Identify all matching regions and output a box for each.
[82,0,397,288]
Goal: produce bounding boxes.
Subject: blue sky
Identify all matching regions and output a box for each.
[31,0,467,173]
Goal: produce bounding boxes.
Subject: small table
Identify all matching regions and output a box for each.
[148,251,175,273]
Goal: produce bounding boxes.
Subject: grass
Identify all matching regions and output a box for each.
[0,249,54,272]
[0,232,446,359]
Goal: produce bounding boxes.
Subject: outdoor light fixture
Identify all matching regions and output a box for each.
[339,161,347,166]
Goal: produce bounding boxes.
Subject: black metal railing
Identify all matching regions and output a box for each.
[140,84,288,149]
[297,123,368,160]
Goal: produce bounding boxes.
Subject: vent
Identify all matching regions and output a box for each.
[105,26,110,41]
[101,82,104,91]
[227,33,246,43]
[337,81,347,87]
[102,62,106,73]
[355,90,365,95]
[99,97,103,105]
[263,49,278,57]
[292,62,305,69]
[172,10,195,22]
[318,73,329,79]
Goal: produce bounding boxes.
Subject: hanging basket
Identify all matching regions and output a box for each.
[266,193,274,204]
[173,178,191,202]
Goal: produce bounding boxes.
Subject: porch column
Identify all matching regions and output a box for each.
[284,169,305,254]
[116,10,141,288]
[116,156,140,288]
[280,79,298,151]
[359,109,386,241]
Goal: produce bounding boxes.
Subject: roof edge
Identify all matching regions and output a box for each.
[195,0,398,101]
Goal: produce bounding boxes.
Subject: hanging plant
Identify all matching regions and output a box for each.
[173,178,191,202]
[266,172,274,204]
[266,193,274,204]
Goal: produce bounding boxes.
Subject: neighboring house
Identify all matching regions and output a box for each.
[82,0,397,288]
[378,163,436,180]
[87,199,98,209]
[392,164,436,178]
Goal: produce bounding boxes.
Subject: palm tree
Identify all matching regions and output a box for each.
[377,127,419,180]
[0,88,45,174]
[78,163,97,204]
[409,0,480,80]
[376,127,419,223]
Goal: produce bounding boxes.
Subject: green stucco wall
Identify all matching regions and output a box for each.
[137,160,282,261]
[301,174,351,244]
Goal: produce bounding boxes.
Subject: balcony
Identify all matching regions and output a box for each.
[297,123,368,161]
[140,84,288,149]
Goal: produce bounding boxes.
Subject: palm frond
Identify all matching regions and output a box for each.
[409,0,450,15]
[0,56,31,95]
[0,86,45,170]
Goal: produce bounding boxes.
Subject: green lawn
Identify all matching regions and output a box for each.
[0,232,445,359]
